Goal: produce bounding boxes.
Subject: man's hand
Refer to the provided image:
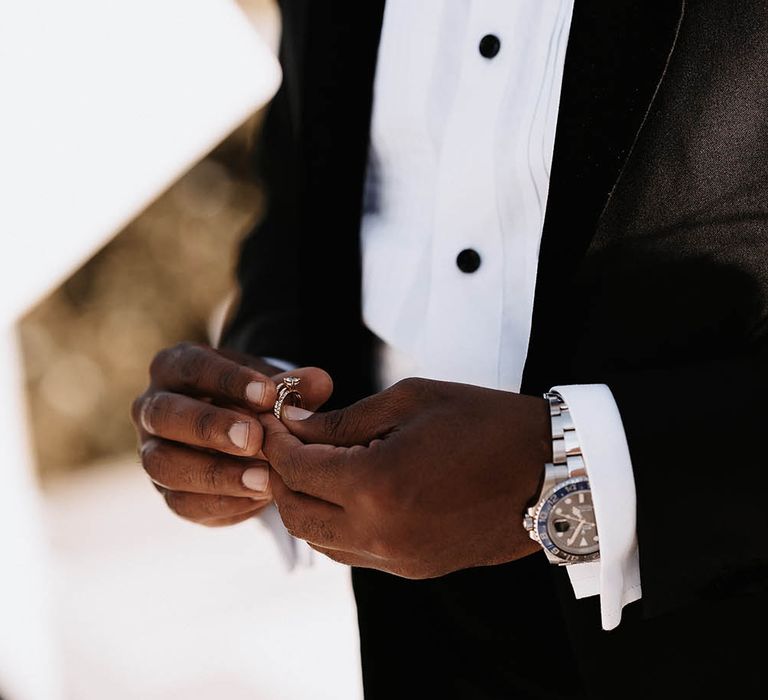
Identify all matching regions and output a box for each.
[260,377,551,578]
[130,341,332,527]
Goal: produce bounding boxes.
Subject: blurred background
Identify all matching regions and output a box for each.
[5,1,362,698]
[21,0,274,481]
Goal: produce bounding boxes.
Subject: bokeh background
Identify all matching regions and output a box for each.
[10,2,362,698]
[20,7,268,480]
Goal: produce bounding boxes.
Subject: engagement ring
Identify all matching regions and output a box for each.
[273,376,304,419]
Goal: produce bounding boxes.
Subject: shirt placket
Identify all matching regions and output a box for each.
[419,1,517,387]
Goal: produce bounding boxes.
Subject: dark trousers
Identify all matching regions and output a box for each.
[351,554,586,700]
[351,555,768,699]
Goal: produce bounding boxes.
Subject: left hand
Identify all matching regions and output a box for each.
[260,377,551,578]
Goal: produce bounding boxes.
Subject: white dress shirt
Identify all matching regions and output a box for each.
[261,0,642,631]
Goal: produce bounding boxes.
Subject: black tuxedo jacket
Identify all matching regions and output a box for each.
[221,2,768,697]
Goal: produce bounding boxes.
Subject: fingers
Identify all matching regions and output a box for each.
[142,438,273,527]
[148,342,335,417]
[271,472,347,549]
[279,388,401,447]
[149,342,278,411]
[260,413,358,503]
[272,366,334,412]
[134,391,264,457]
[141,439,272,498]
[159,488,269,526]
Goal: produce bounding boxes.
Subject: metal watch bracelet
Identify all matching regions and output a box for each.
[522,390,600,565]
[545,390,587,484]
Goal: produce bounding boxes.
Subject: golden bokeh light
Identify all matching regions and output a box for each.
[19,118,267,480]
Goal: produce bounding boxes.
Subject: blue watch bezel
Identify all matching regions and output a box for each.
[535,476,600,564]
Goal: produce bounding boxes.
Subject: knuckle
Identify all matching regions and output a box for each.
[149,345,176,378]
[141,441,168,481]
[322,410,346,441]
[168,459,216,493]
[216,365,241,397]
[176,343,207,385]
[151,341,206,385]
[393,376,430,400]
[192,410,218,442]
[201,460,224,492]
[321,410,364,447]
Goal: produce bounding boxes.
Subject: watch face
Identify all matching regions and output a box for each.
[536,477,600,563]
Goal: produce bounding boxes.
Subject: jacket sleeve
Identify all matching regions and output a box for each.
[605,346,768,619]
[218,11,303,364]
[569,241,768,620]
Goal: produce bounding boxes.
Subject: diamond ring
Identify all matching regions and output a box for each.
[273,376,304,419]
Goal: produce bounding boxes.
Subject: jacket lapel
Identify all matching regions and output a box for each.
[522,0,686,393]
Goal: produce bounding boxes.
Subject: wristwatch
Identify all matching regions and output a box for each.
[523,391,600,565]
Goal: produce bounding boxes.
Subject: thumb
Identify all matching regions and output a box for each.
[281,393,394,447]
[272,366,334,412]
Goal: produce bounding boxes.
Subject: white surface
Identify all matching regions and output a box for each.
[0,329,63,700]
[44,459,363,700]
[0,0,281,325]
[553,384,643,630]
[361,0,574,390]
[0,3,281,696]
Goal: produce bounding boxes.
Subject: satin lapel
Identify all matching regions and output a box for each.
[522,0,685,393]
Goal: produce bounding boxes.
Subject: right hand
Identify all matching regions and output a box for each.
[130,341,333,527]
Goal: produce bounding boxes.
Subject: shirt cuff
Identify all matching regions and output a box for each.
[551,383,642,630]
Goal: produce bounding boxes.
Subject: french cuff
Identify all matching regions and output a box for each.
[551,383,642,631]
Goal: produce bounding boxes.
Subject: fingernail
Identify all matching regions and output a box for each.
[283,406,314,421]
[246,381,266,406]
[242,466,269,492]
[229,421,250,450]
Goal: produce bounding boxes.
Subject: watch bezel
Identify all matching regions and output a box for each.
[533,476,600,564]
